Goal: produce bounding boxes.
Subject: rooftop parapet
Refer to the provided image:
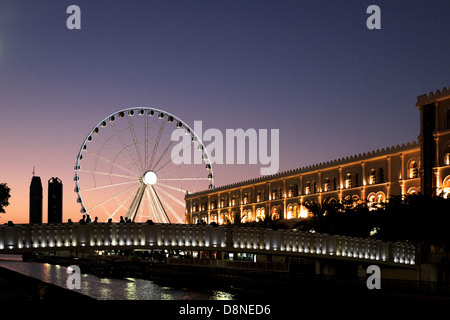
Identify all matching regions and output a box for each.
[416,86,450,107]
[186,140,419,197]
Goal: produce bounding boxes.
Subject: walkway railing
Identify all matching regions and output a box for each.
[0,223,416,265]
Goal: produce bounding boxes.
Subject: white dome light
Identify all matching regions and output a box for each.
[143,171,157,185]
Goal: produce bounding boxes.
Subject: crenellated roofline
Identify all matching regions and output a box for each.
[186,140,419,197]
[416,86,450,107]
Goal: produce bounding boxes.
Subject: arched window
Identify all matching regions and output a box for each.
[344,195,352,208]
[324,177,330,192]
[444,143,450,166]
[376,191,386,203]
[286,204,299,219]
[379,168,384,183]
[409,161,419,179]
[369,169,376,185]
[407,187,417,195]
[293,204,299,218]
[442,176,450,199]
[287,204,293,219]
[305,181,311,195]
[271,206,280,220]
[241,210,252,223]
[219,212,231,225]
[256,208,265,221]
[345,173,352,188]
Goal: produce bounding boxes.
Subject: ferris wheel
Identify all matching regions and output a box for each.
[74,107,214,223]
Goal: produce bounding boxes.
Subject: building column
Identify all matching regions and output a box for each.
[400,153,405,195]
[207,195,211,222]
[361,161,366,200]
[387,156,391,200]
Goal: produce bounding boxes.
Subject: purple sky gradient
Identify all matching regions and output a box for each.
[1,0,449,223]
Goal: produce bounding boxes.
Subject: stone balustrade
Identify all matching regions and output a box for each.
[0,223,415,265]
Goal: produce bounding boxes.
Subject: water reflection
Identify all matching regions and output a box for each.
[0,255,234,300]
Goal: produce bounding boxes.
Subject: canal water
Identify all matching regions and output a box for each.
[0,255,234,300]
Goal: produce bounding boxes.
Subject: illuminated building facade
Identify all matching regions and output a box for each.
[185,87,450,224]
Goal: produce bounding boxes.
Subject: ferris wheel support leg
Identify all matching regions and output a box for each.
[150,185,171,224]
[126,182,147,222]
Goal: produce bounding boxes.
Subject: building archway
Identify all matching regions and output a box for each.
[442,175,450,198]
[286,203,300,219]
[367,191,385,210]
[407,187,418,195]
[256,207,266,221]
[271,205,282,220]
[241,209,252,223]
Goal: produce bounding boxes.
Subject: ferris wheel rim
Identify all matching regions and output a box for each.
[73,106,215,222]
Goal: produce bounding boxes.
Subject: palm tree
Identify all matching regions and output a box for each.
[0,183,11,214]
[303,197,337,233]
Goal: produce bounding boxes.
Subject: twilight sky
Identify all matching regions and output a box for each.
[1,0,449,224]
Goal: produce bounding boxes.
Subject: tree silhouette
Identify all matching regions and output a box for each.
[303,198,339,233]
[379,193,450,248]
[0,183,11,214]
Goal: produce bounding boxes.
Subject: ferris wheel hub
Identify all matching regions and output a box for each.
[143,170,158,185]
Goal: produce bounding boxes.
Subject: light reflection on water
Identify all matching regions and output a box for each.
[0,255,234,300]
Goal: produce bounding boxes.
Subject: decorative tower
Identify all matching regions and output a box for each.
[416,87,450,197]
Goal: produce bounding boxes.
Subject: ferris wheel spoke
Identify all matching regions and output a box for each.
[152,138,176,172]
[126,182,147,221]
[154,185,186,207]
[108,185,140,221]
[110,121,141,170]
[151,127,183,172]
[158,177,211,181]
[155,182,188,194]
[145,187,159,222]
[127,114,145,172]
[84,149,141,178]
[146,186,166,223]
[93,132,137,172]
[79,169,140,180]
[145,114,149,171]
[150,185,171,223]
[154,134,196,172]
[157,163,189,176]
[82,180,138,192]
[158,190,184,223]
[148,116,166,170]
[87,183,138,212]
